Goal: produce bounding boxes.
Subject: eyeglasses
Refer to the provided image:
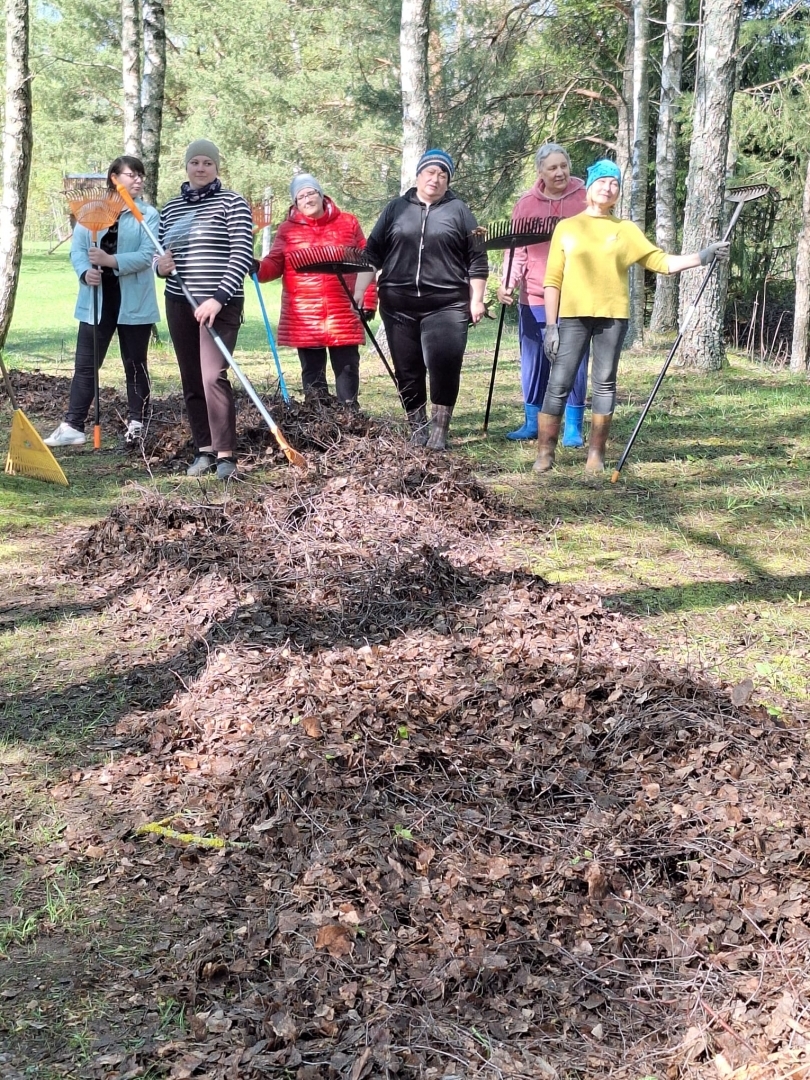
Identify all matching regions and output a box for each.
[118,170,144,181]
[296,191,320,203]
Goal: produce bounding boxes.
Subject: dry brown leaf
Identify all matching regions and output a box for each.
[315,923,354,958]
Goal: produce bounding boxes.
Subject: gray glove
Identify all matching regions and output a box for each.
[699,241,731,266]
[544,323,560,360]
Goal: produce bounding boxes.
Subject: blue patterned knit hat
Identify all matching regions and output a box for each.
[586,159,622,190]
[416,149,455,179]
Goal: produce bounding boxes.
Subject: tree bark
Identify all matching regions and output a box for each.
[626,0,650,347]
[0,0,33,353]
[122,0,142,156]
[649,0,685,335]
[678,0,742,370]
[615,13,634,221]
[141,0,166,205]
[400,0,431,195]
[790,156,810,372]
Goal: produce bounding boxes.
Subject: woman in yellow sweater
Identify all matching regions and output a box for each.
[536,159,730,474]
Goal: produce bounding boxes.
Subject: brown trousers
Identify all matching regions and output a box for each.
[166,295,243,452]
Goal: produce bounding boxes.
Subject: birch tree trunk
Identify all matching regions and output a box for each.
[626,0,650,347]
[400,0,431,194]
[141,0,166,206]
[122,0,142,156]
[615,13,634,221]
[649,0,685,334]
[0,0,33,352]
[790,156,810,372]
[678,0,742,370]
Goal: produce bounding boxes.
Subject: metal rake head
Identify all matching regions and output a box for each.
[471,216,559,250]
[724,183,776,205]
[289,245,376,274]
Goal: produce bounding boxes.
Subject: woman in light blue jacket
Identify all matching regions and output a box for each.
[45,156,160,448]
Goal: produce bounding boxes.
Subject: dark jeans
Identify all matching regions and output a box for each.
[66,292,152,431]
[166,295,242,452]
[298,346,360,403]
[541,317,629,416]
[380,291,470,412]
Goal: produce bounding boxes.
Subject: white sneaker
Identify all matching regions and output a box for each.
[44,422,86,447]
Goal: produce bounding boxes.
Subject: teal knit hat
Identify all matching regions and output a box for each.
[586,159,622,190]
[416,149,455,179]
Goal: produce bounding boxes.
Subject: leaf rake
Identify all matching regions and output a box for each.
[64,187,126,450]
[472,215,559,252]
[289,246,401,403]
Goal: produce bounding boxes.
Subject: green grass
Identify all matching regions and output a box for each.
[3,244,810,713]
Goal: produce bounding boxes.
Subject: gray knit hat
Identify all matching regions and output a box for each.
[290,173,323,203]
[184,139,221,170]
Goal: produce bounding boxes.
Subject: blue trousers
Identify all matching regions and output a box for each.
[519,304,588,408]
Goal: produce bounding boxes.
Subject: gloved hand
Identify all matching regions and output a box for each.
[544,323,560,360]
[251,259,261,277]
[699,241,731,266]
[361,308,376,322]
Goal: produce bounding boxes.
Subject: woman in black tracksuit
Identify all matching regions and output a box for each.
[358,149,489,450]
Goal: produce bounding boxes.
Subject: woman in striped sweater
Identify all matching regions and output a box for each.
[156,139,254,479]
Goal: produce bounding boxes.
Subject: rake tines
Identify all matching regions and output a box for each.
[725,183,776,205]
[289,245,377,274]
[65,186,125,237]
[472,215,559,251]
[249,200,274,234]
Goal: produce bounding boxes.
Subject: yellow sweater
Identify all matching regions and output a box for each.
[544,212,671,319]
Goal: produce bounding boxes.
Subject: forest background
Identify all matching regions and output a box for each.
[17,0,810,372]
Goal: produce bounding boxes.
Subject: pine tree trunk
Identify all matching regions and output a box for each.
[122,0,142,156]
[141,0,166,206]
[649,0,685,335]
[626,0,650,348]
[400,0,431,195]
[790,156,810,373]
[0,0,32,353]
[678,0,741,370]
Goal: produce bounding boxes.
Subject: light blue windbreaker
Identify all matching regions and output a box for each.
[71,200,161,325]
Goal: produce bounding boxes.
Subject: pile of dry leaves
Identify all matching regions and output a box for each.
[8,391,810,1079]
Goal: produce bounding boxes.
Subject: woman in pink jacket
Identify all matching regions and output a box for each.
[257,173,376,403]
[497,144,590,444]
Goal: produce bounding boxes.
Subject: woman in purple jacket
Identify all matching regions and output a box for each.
[497,143,590,445]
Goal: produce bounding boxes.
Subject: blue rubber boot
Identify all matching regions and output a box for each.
[562,404,585,448]
[506,404,540,441]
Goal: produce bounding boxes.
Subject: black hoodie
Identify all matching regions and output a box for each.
[365,187,489,302]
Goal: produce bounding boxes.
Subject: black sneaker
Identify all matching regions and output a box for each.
[186,452,217,477]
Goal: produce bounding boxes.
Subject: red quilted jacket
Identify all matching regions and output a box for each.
[257,197,376,348]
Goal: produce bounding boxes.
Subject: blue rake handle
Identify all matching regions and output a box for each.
[252,272,289,403]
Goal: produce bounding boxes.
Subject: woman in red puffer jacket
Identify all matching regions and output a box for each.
[256,173,376,403]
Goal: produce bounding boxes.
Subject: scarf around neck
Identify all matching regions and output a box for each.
[180,178,222,204]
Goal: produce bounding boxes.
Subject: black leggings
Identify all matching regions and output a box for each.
[66,290,152,431]
[298,346,360,403]
[541,317,629,416]
[380,292,470,412]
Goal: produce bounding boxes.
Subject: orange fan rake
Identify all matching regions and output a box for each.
[65,186,125,241]
[249,199,274,236]
[63,187,125,450]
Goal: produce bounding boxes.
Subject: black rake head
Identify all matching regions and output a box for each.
[290,245,377,274]
[471,216,559,250]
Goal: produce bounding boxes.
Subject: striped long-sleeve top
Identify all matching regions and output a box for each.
[157,188,254,306]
